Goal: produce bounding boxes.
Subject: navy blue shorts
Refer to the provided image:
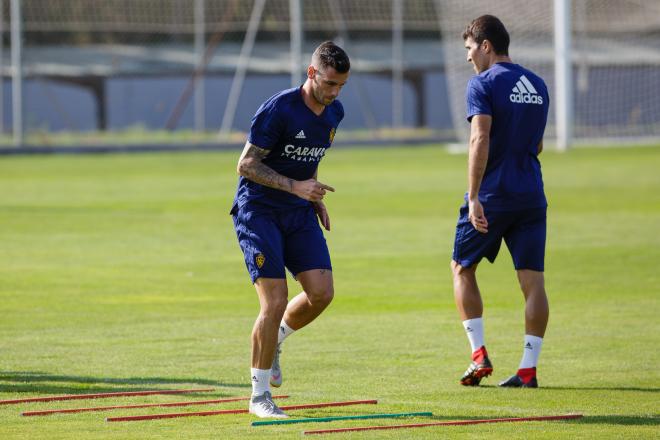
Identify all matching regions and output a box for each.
[232,205,332,283]
[452,205,546,271]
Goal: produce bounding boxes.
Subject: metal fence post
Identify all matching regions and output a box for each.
[10,0,22,145]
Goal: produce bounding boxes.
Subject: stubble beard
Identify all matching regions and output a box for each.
[313,86,332,107]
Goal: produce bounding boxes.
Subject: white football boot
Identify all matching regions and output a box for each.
[249,391,288,418]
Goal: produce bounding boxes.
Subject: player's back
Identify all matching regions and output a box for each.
[483,63,548,159]
[468,62,549,210]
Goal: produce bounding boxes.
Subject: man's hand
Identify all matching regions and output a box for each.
[292,179,335,202]
[468,198,489,234]
[313,201,331,231]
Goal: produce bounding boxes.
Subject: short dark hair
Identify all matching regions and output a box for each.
[312,41,350,73]
[462,15,510,56]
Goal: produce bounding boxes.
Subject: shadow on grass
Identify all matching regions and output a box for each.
[542,386,660,393]
[479,384,659,393]
[425,414,658,427]
[577,415,659,426]
[0,371,248,397]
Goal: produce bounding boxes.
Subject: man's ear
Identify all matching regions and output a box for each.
[307,65,316,80]
[482,39,492,54]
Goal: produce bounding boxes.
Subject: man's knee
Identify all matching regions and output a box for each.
[297,269,334,307]
[517,269,545,296]
[256,281,289,318]
[306,284,334,307]
[266,295,288,317]
[451,260,476,278]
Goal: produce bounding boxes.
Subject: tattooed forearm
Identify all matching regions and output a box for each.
[237,142,295,193]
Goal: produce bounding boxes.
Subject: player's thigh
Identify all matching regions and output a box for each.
[233,209,286,283]
[282,206,332,277]
[503,207,547,271]
[452,204,508,268]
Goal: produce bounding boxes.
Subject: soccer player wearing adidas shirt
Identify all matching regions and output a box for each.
[451,15,550,388]
[231,41,349,417]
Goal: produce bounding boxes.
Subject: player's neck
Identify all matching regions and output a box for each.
[301,81,325,116]
[488,55,513,69]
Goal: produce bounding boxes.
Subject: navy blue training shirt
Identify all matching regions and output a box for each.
[232,87,344,213]
[465,62,549,211]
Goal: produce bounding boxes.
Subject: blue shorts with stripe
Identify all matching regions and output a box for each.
[232,204,332,283]
[452,204,547,271]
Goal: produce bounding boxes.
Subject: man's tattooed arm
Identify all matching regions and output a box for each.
[237,142,295,193]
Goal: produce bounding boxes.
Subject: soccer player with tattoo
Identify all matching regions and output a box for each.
[451,16,550,388]
[231,41,350,417]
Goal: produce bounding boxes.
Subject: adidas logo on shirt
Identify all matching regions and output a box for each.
[295,130,306,139]
[510,75,544,105]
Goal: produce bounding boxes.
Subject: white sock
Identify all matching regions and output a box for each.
[462,318,485,353]
[277,320,296,345]
[519,335,543,369]
[250,368,270,397]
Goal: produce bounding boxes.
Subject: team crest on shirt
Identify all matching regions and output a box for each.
[329,127,336,144]
[255,253,265,268]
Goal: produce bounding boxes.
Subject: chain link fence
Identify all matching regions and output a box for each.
[1,0,659,147]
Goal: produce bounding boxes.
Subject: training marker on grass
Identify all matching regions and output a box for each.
[0,388,214,405]
[252,411,433,426]
[21,395,290,417]
[106,399,378,422]
[303,414,583,435]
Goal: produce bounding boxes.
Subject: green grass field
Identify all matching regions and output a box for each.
[0,145,658,439]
